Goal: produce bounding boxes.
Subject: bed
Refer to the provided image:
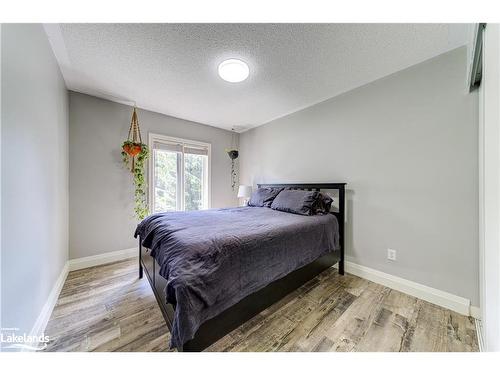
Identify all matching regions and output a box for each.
[136,183,346,351]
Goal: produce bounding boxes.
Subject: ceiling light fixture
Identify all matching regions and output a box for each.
[218,59,249,83]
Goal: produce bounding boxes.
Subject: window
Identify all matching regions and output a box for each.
[149,134,210,213]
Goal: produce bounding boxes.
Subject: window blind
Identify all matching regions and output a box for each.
[184,144,209,156]
[153,141,183,153]
[153,141,208,156]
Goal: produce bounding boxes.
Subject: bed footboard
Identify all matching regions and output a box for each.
[139,243,143,279]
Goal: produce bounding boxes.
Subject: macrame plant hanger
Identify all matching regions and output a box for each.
[121,106,149,220]
[124,107,143,172]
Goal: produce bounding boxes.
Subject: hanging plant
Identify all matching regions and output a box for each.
[226,128,239,191]
[226,149,239,191]
[121,107,149,220]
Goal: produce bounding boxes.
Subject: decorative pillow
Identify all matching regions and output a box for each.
[313,192,334,214]
[248,187,283,207]
[270,189,320,215]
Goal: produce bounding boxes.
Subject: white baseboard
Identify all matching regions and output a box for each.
[343,261,472,316]
[26,261,69,351]
[470,305,481,319]
[475,318,485,352]
[68,247,137,271]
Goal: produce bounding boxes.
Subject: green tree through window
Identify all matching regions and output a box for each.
[154,150,178,212]
[184,153,204,211]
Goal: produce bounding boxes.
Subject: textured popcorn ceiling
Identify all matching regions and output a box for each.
[46,24,472,131]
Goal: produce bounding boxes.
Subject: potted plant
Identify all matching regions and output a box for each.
[122,140,143,157]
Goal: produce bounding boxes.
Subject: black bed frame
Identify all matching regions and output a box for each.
[138,183,346,351]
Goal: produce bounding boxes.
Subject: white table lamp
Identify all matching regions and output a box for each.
[237,185,252,206]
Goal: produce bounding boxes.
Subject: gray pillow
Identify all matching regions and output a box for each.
[248,187,283,207]
[313,192,334,214]
[271,189,320,215]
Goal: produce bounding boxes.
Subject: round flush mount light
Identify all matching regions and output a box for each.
[218,59,249,83]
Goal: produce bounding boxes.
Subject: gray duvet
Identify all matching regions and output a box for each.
[134,206,339,349]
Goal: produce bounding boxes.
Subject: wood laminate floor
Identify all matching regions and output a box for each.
[44,258,478,352]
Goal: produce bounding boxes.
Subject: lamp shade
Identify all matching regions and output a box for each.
[237,185,252,198]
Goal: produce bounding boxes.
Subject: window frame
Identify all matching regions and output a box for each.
[148,133,212,213]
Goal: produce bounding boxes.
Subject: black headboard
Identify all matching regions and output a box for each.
[257,183,346,274]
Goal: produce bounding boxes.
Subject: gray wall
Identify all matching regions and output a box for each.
[1,24,69,335]
[69,92,238,259]
[240,47,479,304]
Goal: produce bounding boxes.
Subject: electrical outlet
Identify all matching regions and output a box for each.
[387,248,397,261]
